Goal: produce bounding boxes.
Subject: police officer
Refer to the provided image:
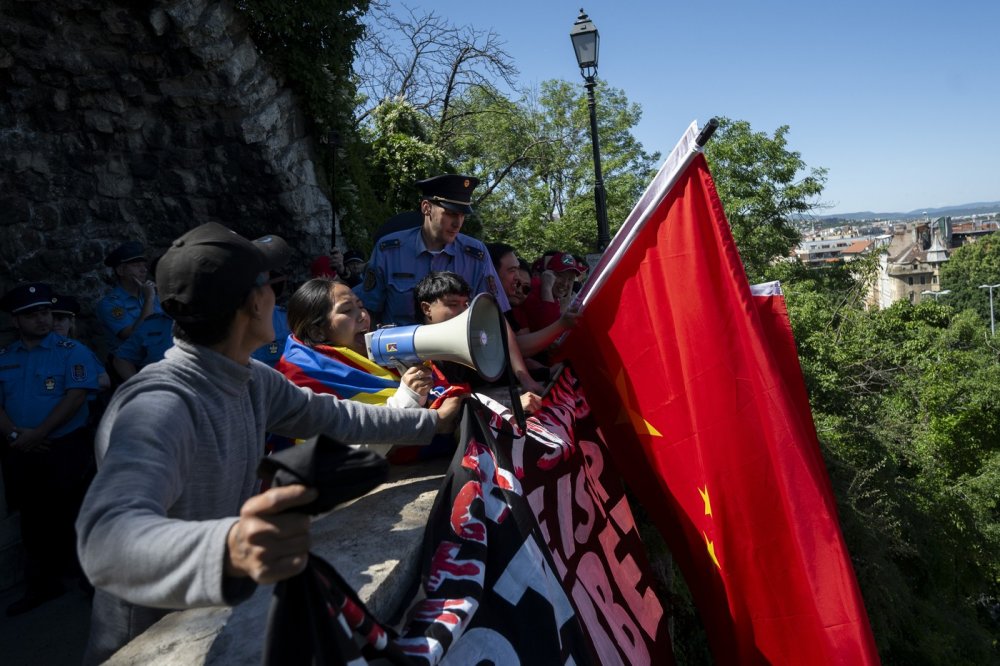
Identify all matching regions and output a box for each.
[111,310,175,380]
[355,174,543,393]
[52,294,111,392]
[250,272,290,368]
[96,241,161,355]
[0,283,100,616]
[354,174,511,326]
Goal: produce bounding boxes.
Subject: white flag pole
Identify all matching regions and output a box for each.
[573,120,712,314]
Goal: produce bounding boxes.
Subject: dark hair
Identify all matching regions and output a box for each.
[518,258,531,273]
[172,312,238,347]
[286,278,340,346]
[413,271,471,321]
[486,242,516,270]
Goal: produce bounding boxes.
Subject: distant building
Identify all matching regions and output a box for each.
[869,217,998,308]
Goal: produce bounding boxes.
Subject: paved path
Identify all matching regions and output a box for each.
[0,578,92,665]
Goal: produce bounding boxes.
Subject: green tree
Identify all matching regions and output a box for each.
[704,118,827,282]
[939,232,1000,326]
[448,79,658,258]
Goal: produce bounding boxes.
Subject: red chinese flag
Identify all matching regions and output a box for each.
[561,153,879,664]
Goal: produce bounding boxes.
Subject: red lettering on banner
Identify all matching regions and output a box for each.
[577,552,650,665]
[451,481,486,543]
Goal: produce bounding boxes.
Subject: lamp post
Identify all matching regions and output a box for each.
[570,9,610,252]
[979,283,1000,335]
[920,289,951,301]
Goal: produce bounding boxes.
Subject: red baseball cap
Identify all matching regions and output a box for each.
[546,251,583,274]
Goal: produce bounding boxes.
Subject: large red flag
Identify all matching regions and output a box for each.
[560,131,879,664]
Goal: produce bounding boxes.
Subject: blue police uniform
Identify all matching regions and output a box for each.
[96,286,162,353]
[113,312,174,369]
[0,332,98,436]
[250,306,290,368]
[354,227,511,325]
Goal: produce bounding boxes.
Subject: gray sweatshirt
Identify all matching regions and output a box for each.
[76,339,438,648]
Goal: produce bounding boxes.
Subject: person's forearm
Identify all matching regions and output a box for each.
[112,357,138,381]
[32,389,87,438]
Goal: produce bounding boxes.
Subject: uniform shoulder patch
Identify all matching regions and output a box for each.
[378,238,401,251]
[363,267,378,291]
[111,306,125,320]
[72,364,88,382]
[463,245,485,261]
[486,275,498,296]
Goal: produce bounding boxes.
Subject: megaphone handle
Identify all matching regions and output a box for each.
[388,358,410,375]
[497,307,527,431]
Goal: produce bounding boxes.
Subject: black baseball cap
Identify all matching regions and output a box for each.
[156,223,290,323]
[416,174,480,214]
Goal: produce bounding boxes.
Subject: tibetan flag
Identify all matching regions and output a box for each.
[276,335,401,405]
[559,124,879,665]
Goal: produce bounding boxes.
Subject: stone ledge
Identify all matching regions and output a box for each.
[106,458,448,665]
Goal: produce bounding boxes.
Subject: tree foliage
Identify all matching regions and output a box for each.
[940,233,1000,326]
[704,118,827,281]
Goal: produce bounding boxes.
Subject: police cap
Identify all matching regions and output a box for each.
[0,282,55,314]
[105,241,146,268]
[416,174,480,214]
[50,294,81,316]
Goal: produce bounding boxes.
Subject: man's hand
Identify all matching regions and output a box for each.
[329,249,346,277]
[11,428,49,453]
[540,270,557,302]
[225,484,317,584]
[519,391,542,413]
[432,396,464,433]
[516,372,545,395]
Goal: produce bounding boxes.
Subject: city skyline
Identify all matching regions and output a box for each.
[375,0,999,216]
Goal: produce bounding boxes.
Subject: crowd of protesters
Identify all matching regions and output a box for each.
[0,172,589,661]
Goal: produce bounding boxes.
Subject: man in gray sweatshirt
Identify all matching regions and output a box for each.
[76,223,461,663]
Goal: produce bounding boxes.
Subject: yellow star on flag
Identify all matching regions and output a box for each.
[613,369,662,436]
[699,486,712,517]
[703,531,722,570]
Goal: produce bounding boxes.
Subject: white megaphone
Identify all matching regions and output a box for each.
[364,293,507,381]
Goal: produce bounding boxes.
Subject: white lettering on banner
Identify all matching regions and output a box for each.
[579,439,611,506]
[570,579,626,666]
[527,486,569,578]
[577,552,650,665]
[440,628,519,666]
[600,498,664,639]
[557,472,576,559]
[495,537,577,631]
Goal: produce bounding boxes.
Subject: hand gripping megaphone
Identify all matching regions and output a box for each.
[364,293,507,381]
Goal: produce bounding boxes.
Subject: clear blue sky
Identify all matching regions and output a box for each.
[377,0,999,215]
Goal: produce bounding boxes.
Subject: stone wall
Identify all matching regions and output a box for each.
[0,0,333,352]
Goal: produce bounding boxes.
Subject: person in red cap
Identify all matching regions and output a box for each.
[520,251,584,332]
[75,222,462,663]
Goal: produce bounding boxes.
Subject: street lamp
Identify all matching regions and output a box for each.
[979,283,1000,336]
[920,289,951,301]
[570,9,610,252]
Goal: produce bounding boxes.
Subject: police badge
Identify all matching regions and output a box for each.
[111,306,125,320]
[44,376,56,391]
[363,267,377,291]
[72,364,87,381]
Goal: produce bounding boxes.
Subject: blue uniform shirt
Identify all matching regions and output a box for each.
[96,286,162,353]
[113,312,174,369]
[354,227,510,325]
[0,332,99,437]
[250,306,290,368]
